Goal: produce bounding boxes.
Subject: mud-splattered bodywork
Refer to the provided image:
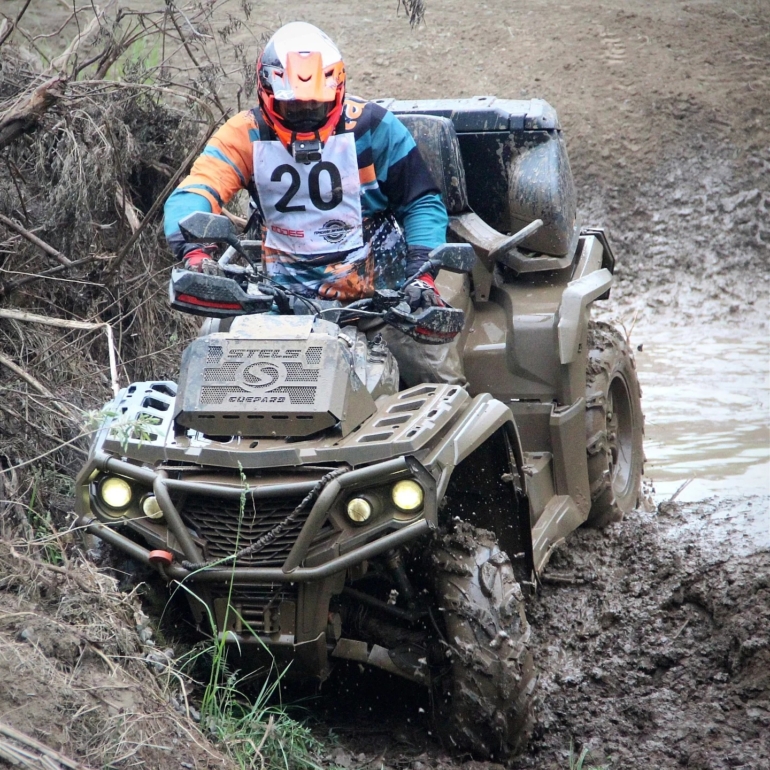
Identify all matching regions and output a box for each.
[74,97,630,698]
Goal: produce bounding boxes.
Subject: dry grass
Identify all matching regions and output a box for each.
[0,2,248,531]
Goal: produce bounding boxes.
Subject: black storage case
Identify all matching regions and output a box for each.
[378,96,577,257]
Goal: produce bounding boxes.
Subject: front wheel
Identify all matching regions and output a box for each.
[429,521,536,760]
[585,321,644,526]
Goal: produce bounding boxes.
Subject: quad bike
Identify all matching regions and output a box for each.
[74,97,643,760]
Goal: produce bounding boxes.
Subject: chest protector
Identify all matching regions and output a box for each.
[253,133,364,256]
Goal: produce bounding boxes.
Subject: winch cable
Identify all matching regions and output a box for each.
[180,467,348,571]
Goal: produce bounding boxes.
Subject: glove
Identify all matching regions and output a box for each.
[182,247,223,276]
[403,274,446,312]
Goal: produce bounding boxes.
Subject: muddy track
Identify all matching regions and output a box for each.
[317,502,769,770]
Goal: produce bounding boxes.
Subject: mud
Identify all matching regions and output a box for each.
[3,0,768,767]
[0,543,234,770]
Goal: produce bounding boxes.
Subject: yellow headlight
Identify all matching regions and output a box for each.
[346,497,372,523]
[141,494,163,520]
[391,480,424,512]
[99,476,132,509]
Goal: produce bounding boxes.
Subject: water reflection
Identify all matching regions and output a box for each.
[634,324,770,502]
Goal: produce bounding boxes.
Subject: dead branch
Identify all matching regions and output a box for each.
[0,76,67,151]
[0,722,96,770]
[115,185,142,233]
[0,309,120,397]
[0,0,33,49]
[0,213,72,266]
[51,3,117,76]
[0,351,78,421]
[0,256,98,296]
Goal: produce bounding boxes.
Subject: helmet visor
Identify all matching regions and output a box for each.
[274,99,333,133]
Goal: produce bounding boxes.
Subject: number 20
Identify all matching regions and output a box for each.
[271,162,343,213]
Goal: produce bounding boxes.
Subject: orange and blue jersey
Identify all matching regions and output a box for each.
[163,96,448,300]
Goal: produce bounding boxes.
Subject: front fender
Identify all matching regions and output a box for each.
[423,394,520,497]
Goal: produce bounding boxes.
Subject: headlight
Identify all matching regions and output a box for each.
[98,476,133,510]
[141,494,164,520]
[391,480,423,512]
[346,497,372,524]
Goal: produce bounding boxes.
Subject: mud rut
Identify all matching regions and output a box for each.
[4,0,768,768]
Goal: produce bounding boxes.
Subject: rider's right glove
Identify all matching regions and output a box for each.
[403,274,447,312]
[182,247,224,276]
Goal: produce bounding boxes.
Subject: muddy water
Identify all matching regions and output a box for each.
[633,318,770,546]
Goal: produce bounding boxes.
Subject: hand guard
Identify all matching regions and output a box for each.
[182,248,223,276]
[403,274,446,312]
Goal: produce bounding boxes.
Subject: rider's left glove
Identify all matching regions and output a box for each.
[403,274,447,312]
[182,247,224,276]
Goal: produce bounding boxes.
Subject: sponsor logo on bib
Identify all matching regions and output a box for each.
[314,219,353,244]
[271,224,305,238]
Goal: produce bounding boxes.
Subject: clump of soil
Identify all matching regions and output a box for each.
[0,539,234,770]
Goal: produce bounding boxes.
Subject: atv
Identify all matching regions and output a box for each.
[74,97,644,760]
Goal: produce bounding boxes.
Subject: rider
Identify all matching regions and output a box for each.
[163,21,464,386]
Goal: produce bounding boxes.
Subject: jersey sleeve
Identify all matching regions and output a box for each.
[163,111,258,258]
[367,106,448,249]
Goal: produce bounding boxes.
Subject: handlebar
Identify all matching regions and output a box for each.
[169,267,464,344]
[172,212,469,343]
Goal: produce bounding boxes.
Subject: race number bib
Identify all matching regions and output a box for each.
[253,133,364,256]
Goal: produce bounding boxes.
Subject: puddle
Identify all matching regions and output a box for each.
[633,319,769,546]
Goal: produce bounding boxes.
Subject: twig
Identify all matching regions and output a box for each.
[0,309,120,397]
[0,431,92,474]
[668,478,693,503]
[0,351,78,421]
[0,213,72,266]
[0,0,33,48]
[0,76,67,151]
[50,3,115,75]
[0,721,96,770]
[115,184,142,233]
[106,127,217,276]
[0,404,88,458]
[670,618,690,642]
[166,4,226,116]
[63,79,219,278]
[8,546,97,594]
[1,256,99,295]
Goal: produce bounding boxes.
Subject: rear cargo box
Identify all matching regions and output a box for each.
[379,96,576,257]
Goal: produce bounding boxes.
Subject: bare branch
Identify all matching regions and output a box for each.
[0,256,99,296]
[0,351,78,421]
[0,213,72,266]
[0,0,33,49]
[0,77,67,151]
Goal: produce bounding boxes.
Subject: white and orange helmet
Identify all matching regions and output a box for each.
[257,22,346,147]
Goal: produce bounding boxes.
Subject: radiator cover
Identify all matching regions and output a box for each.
[174,315,376,438]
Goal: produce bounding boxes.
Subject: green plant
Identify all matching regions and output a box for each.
[569,741,610,770]
[169,468,336,770]
[84,407,161,452]
[25,476,64,565]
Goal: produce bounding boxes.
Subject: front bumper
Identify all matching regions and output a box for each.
[75,450,437,584]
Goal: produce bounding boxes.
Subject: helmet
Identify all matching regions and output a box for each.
[257,22,346,147]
